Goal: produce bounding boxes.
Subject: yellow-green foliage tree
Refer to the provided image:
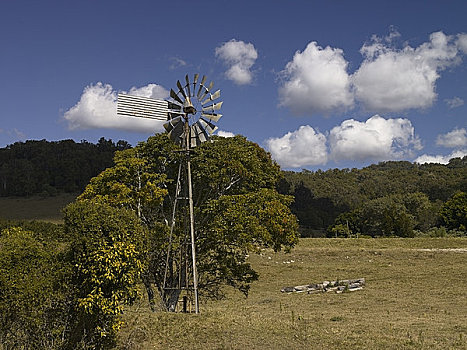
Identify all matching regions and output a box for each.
[63,200,150,349]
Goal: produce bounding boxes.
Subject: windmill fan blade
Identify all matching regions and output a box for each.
[168,111,184,119]
[168,101,182,110]
[207,81,214,92]
[199,118,218,135]
[185,75,191,97]
[177,80,187,99]
[190,127,198,148]
[193,73,199,93]
[197,123,209,142]
[170,89,184,105]
[190,122,209,147]
[198,81,214,102]
[201,112,222,122]
[164,117,184,144]
[202,101,223,113]
[201,89,221,105]
[163,116,182,132]
[197,75,207,98]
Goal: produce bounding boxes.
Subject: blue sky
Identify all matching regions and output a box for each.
[1,0,466,170]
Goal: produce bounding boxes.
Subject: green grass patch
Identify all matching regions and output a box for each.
[118,238,467,349]
[0,193,77,223]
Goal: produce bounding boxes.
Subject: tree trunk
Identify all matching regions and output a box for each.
[142,273,156,311]
[164,289,181,312]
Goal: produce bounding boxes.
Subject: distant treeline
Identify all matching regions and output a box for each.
[278,158,467,237]
[0,138,131,196]
[1,138,465,237]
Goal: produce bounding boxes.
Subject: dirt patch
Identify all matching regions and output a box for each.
[416,248,467,253]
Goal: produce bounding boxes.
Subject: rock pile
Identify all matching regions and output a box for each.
[281,278,365,294]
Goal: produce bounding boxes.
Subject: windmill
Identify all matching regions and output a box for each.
[117,74,223,313]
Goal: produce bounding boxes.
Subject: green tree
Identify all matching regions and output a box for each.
[63,199,148,349]
[439,192,467,231]
[0,227,70,349]
[200,188,298,296]
[330,194,419,237]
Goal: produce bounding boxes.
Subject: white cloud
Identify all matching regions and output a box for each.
[278,42,353,116]
[265,115,425,167]
[457,33,467,54]
[352,31,461,112]
[216,130,235,138]
[169,57,187,70]
[414,149,467,164]
[329,115,422,162]
[444,96,464,108]
[436,128,467,148]
[266,125,327,168]
[63,82,169,132]
[278,31,467,116]
[215,39,258,85]
[0,128,26,141]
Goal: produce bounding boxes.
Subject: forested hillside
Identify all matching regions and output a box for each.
[1,138,465,237]
[279,158,467,237]
[0,138,131,196]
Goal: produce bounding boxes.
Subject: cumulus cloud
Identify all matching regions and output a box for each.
[278,31,467,116]
[217,130,235,138]
[436,128,467,148]
[215,39,258,85]
[353,31,461,112]
[63,82,169,132]
[278,42,354,116]
[329,115,422,161]
[444,96,464,108]
[265,115,425,168]
[457,33,467,54]
[414,149,467,164]
[266,125,327,168]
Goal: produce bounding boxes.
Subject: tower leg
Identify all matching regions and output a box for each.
[186,153,199,313]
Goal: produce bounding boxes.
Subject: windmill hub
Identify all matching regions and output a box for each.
[183,98,197,115]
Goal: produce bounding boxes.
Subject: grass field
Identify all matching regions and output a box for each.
[0,193,77,223]
[1,196,465,349]
[118,238,467,350]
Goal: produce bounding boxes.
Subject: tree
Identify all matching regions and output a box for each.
[0,227,70,349]
[63,199,148,349]
[439,192,467,231]
[79,134,299,311]
[330,193,420,237]
[199,188,298,297]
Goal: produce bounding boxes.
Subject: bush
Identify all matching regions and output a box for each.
[63,199,147,349]
[0,226,70,348]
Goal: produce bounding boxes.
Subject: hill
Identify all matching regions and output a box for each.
[0,138,130,197]
[278,158,467,236]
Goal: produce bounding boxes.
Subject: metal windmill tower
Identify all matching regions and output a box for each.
[117,74,223,313]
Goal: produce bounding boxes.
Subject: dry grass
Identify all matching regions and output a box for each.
[118,238,467,350]
[0,193,77,223]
